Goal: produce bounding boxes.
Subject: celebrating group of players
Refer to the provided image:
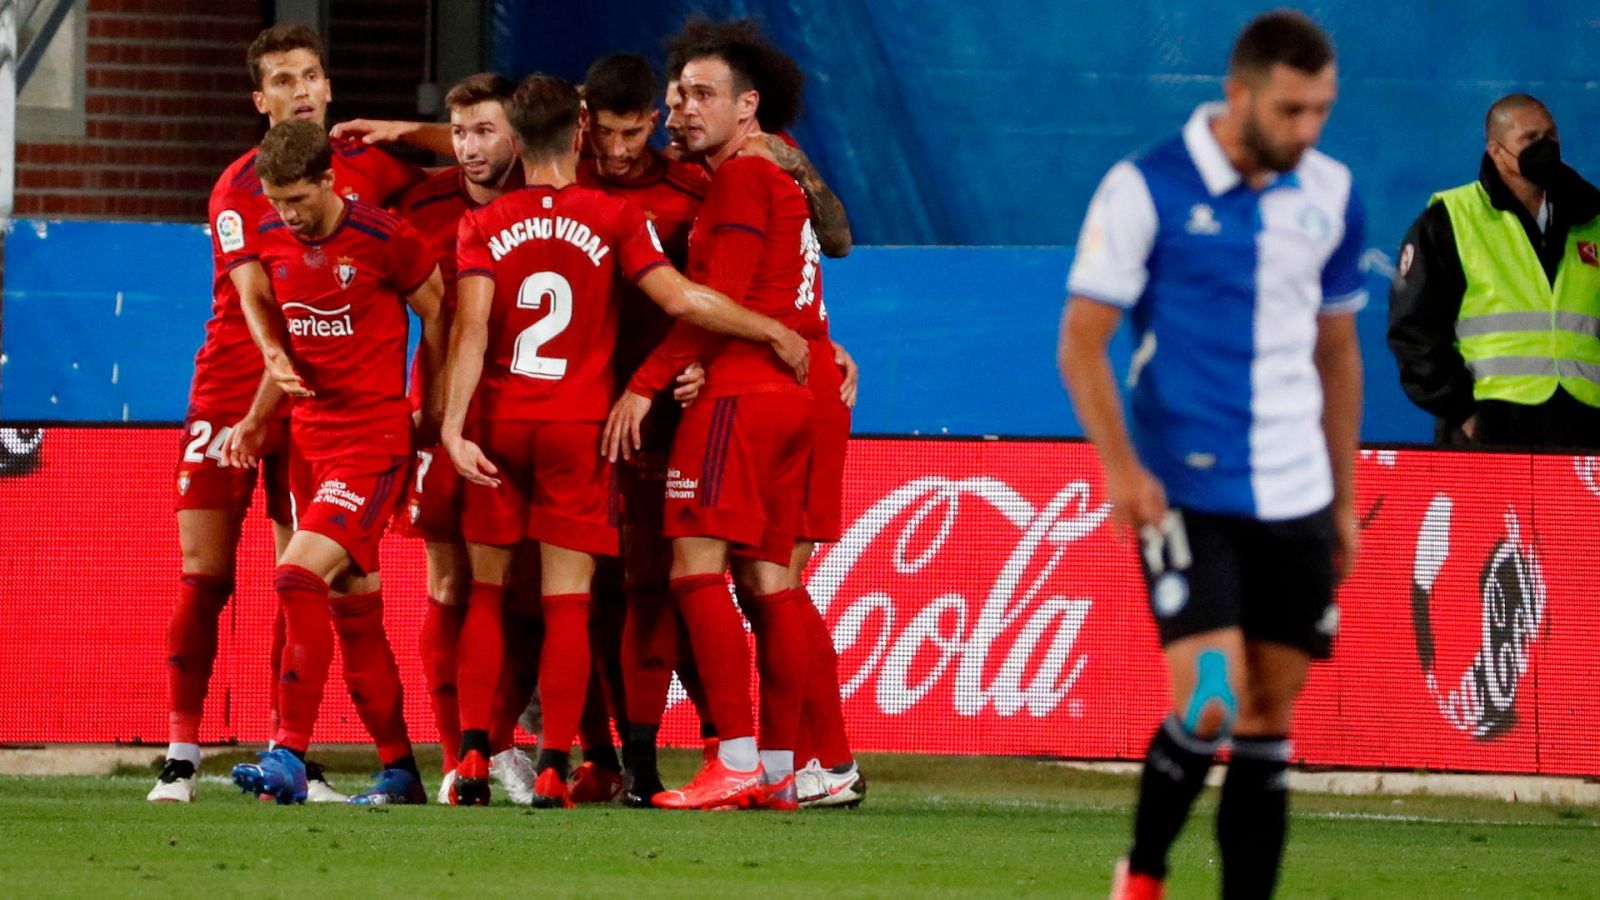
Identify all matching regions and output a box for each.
[149,18,865,812]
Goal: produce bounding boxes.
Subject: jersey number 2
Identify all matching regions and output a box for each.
[510,271,573,380]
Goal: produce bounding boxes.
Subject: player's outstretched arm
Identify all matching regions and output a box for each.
[1315,310,1363,581]
[741,133,852,257]
[230,259,311,398]
[1059,297,1165,533]
[636,265,808,384]
[439,274,500,488]
[403,266,447,439]
[330,119,456,157]
[220,372,288,469]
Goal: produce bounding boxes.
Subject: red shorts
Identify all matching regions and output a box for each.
[800,394,851,543]
[289,450,408,575]
[664,392,812,565]
[396,443,464,544]
[173,411,295,524]
[461,419,619,556]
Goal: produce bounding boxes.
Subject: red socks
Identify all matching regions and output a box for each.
[621,585,677,728]
[794,589,853,768]
[492,592,543,751]
[419,597,465,771]
[744,588,810,755]
[537,593,592,755]
[166,573,232,744]
[671,574,753,741]
[329,589,412,766]
[457,581,506,741]
[272,565,334,753]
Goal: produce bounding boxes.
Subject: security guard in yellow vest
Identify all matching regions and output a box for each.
[1389,93,1600,447]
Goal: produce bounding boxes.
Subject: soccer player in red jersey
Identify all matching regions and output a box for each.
[151,23,424,804]
[575,52,719,806]
[441,74,807,808]
[221,120,446,805]
[606,22,835,811]
[384,73,546,805]
[665,28,867,807]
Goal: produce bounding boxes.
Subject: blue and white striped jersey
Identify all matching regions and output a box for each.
[1067,103,1366,521]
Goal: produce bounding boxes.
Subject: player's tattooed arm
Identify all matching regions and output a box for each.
[231,260,312,399]
[402,266,447,441]
[330,119,455,157]
[741,133,853,258]
[439,274,501,488]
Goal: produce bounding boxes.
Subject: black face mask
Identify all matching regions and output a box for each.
[1517,137,1563,189]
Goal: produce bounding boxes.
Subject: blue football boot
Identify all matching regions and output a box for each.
[347,767,426,806]
[231,748,308,805]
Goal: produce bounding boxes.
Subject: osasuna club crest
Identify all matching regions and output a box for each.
[335,256,358,289]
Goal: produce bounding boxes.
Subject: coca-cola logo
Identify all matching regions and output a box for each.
[807,476,1113,718]
[1410,494,1545,739]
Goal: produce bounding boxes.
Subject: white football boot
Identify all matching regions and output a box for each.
[437,768,458,805]
[146,758,198,803]
[795,758,866,809]
[491,747,538,806]
[303,760,349,803]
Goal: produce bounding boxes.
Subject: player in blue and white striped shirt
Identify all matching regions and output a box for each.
[1059,11,1364,899]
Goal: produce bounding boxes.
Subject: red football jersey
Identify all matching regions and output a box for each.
[455,184,671,423]
[394,166,491,409]
[629,154,822,399]
[191,138,424,416]
[250,199,436,457]
[577,149,710,379]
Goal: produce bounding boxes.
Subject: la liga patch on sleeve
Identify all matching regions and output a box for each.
[216,209,245,253]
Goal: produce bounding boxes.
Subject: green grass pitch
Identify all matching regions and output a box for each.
[3,750,1595,898]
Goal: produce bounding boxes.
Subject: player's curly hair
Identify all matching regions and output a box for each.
[584,53,658,117]
[256,119,333,186]
[665,17,805,134]
[247,23,325,90]
[507,74,582,160]
[445,72,516,111]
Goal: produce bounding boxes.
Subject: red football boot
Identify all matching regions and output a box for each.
[759,774,798,811]
[1110,858,1164,900]
[652,758,765,810]
[531,766,575,809]
[568,761,625,804]
[450,749,491,807]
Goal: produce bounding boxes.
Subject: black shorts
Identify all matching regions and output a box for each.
[1139,506,1337,659]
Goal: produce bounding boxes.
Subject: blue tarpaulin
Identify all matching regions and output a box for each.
[0,220,1430,440]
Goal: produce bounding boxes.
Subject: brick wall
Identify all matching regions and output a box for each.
[12,0,432,222]
[14,0,269,221]
[327,0,428,127]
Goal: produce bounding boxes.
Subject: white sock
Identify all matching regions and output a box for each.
[717,737,759,772]
[167,743,201,767]
[759,750,794,783]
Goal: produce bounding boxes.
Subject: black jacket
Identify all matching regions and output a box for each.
[1386,155,1600,434]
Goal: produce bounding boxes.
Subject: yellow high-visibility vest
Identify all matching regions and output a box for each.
[1436,182,1600,407]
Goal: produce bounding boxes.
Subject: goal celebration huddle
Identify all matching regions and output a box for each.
[155,17,864,813]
